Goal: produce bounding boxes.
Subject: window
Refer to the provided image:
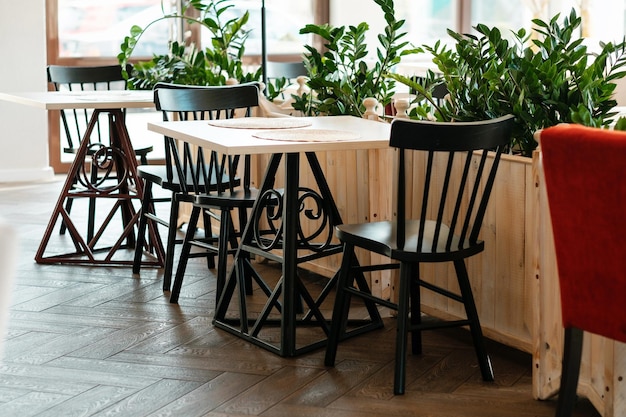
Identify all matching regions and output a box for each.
[206,0,314,57]
[56,0,316,61]
[392,0,532,55]
[470,1,532,36]
[395,0,458,50]
[57,0,172,58]
[47,0,325,172]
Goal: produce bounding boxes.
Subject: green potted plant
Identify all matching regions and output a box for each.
[118,0,262,89]
[292,0,418,117]
[388,9,626,156]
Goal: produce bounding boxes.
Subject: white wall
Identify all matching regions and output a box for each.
[0,0,54,183]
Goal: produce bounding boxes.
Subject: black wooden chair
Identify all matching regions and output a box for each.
[167,85,269,304]
[324,114,515,395]
[47,65,154,239]
[264,60,306,99]
[266,60,306,80]
[132,82,261,301]
[410,75,448,107]
[47,65,153,164]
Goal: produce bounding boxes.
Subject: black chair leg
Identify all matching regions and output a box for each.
[132,180,153,274]
[324,243,355,367]
[394,262,413,395]
[216,209,232,301]
[556,327,584,417]
[410,262,422,355]
[87,165,98,242]
[169,206,201,304]
[235,207,253,295]
[163,196,180,292]
[201,209,216,269]
[454,259,494,381]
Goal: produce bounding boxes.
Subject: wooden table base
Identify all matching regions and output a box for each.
[35,109,164,267]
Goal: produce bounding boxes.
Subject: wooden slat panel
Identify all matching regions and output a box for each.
[492,155,530,346]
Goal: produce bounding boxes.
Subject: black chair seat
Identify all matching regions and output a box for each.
[137,164,239,192]
[336,220,485,263]
[192,187,260,209]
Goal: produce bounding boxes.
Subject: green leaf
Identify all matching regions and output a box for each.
[130,25,143,37]
[614,117,626,131]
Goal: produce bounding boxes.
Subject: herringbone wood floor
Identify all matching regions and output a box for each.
[0,177,600,417]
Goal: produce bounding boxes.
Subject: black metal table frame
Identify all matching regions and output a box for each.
[213,151,383,357]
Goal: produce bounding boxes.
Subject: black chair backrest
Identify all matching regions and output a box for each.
[409,75,448,107]
[265,61,306,80]
[47,64,132,152]
[389,114,514,253]
[47,65,129,86]
[153,82,260,194]
[264,61,306,99]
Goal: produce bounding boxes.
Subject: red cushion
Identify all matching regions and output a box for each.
[541,124,626,343]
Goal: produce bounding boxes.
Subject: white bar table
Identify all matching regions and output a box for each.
[0,90,164,267]
[148,115,390,356]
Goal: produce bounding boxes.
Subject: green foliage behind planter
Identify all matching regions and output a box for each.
[292,0,418,117]
[389,10,626,156]
[118,0,261,89]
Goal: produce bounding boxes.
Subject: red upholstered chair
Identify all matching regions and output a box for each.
[540,124,626,417]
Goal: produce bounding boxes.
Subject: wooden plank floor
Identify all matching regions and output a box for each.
[0,176,600,417]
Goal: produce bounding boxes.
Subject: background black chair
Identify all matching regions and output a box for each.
[539,123,626,417]
[265,60,306,80]
[47,64,153,164]
[410,75,448,107]
[164,85,267,304]
[47,64,153,239]
[264,60,306,99]
[133,82,261,302]
[324,114,514,395]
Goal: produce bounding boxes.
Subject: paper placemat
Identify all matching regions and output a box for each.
[70,92,134,101]
[207,117,312,129]
[252,128,360,142]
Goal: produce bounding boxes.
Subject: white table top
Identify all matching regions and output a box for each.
[147,115,392,155]
[0,90,154,110]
